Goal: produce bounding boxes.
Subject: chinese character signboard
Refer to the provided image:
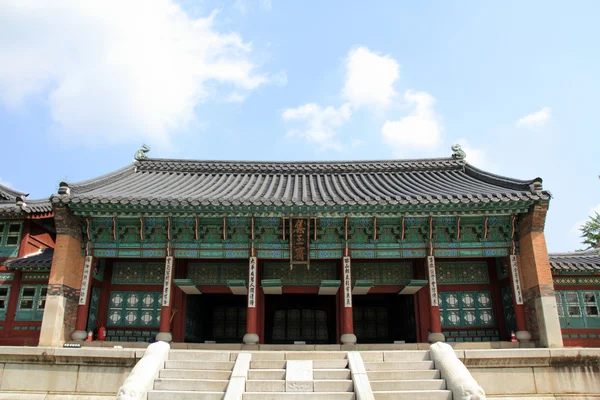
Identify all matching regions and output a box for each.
[343,256,352,307]
[162,256,174,307]
[248,256,257,308]
[427,256,439,306]
[78,256,94,306]
[510,255,524,305]
[290,217,310,269]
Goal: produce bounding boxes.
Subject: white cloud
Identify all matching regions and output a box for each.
[342,47,400,110]
[0,1,270,146]
[452,138,492,170]
[516,107,551,129]
[381,90,442,150]
[282,103,352,151]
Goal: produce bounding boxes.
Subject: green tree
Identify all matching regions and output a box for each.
[580,212,600,249]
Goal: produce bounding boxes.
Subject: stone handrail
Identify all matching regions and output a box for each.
[116,341,170,400]
[430,342,486,400]
[347,351,375,400]
[224,352,252,400]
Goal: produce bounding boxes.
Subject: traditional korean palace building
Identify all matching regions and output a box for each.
[0,185,55,345]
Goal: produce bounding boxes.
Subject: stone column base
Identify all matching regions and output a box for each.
[340,333,357,344]
[71,330,88,341]
[156,332,173,342]
[516,330,532,342]
[243,333,259,345]
[428,332,446,343]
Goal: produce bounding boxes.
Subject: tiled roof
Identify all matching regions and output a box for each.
[0,184,26,202]
[549,249,600,272]
[3,248,53,271]
[0,198,53,216]
[52,152,549,212]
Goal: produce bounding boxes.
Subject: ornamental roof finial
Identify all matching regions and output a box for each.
[134,144,150,161]
[451,143,466,160]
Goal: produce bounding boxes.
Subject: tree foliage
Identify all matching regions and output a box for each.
[580,212,600,250]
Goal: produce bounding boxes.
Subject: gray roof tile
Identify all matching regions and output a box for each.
[549,249,600,272]
[3,248,53,271]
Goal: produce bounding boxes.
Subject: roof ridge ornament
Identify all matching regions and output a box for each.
[451,144,466,160]
[134,144,150,161]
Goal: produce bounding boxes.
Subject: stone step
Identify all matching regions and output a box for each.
[367,370,441,380]
[0,393,114,400]
[251,360,348,369]
[313,369,351,380]
[165,360,235,370]
[169,350,231,361]
[373,390,452,400]
[159,368,232,380]
[313,379,353,392]
[246,379,286,392]
[381,351,431,361]
[243,393,355,400]
[148,390,224,400]
[370,379,446,391]
[154,378,229,392]
[364,361,434,370]
[285,352,348,360]
[232,352,286,361]
[248,368,286,380]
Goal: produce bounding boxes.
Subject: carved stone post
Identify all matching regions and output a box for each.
[39,206,84,346]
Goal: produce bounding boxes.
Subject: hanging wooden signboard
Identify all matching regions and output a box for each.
[290,217,310,269]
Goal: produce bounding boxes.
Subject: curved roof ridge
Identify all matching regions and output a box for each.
[138,155,458,165]
[60,164,136,191]
[464,163,544,192]
[0,183,27,202]
[549,248,599,257]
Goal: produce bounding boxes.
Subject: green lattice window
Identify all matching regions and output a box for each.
[352,261,413,284]
[86,286,101,331]
[187,262,247,284]
[263,262,336,285]
[15,285,46,321]
[0,222,22,257]
[437,262,489,284]
[556,290,600,328]
[107,291,161,327]
[0,285,10,321]
[111,262,164,284]
[440,291,494,328]
[212,306,246,342]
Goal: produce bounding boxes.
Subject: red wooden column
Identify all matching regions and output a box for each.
[243,256,259,344]
[340,256,356,344]
[156,256,174,342]
[427,256,445,343]
[508,255,531,342]
[71,256,95,340]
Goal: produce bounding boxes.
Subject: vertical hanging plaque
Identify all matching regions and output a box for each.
[248,256,257,308]
[78,256,94,306]
[510,255,524,305]
[162,256,174,307]
[290,217,310,269]
[343,256,352,307]
[427,256,439,306]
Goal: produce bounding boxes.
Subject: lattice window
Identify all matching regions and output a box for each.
[0,222,22,256]
[271,309,329,343]
[15,285,46,321]
[107,291,161,327]
[187,262,247,284]
[436,262,489,284]
[111,262,164,284]
[212,306,246,342]
[440,291,494,328]
[352,261,414,284]
[556,290,600,328]
[86,286,101,332]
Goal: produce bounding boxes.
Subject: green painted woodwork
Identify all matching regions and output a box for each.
[437,261,489,285]
[352,261,414,284]
[0,285,10,321]
[84,215,518,259]
[0,221,22,258]
[554,277,600,285]
[319,280,340,288]
[501,286,516,336]
[187,262,246,285]
[15,284,46,321]
[262,279,282,287]
[86,286,100,331]
[439,290,494,328]
[263,261,336,285]
[556,290,600,329]
[107,291,161,327]
[442,329,500,342]
[112,262,164,285]
[0,273,14,281]
[93,259,105,281]
[22,272,50,281]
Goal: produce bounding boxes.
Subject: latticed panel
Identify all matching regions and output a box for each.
[187,262,247,284]
[501,286,516,336]
[112,262,164,284]
[440,291,494,328]
[556,290,600,328]
[353,261,413,284]
[436,261,489,285]
[107,291,161,327]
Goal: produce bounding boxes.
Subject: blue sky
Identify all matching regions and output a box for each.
[0,0,598,252]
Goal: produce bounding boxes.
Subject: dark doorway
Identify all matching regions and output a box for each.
[265,294,335,344]
[185,294,246,343]
[353,294,416,343]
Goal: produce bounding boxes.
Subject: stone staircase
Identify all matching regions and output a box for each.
[148,350,234,399]
[147,349,451,400]
[244,351,354,399]
[363,350,451,400]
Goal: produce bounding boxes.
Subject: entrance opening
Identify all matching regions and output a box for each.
[265,294,336,344]
[353,294,416,343]
[185,294,246,343]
